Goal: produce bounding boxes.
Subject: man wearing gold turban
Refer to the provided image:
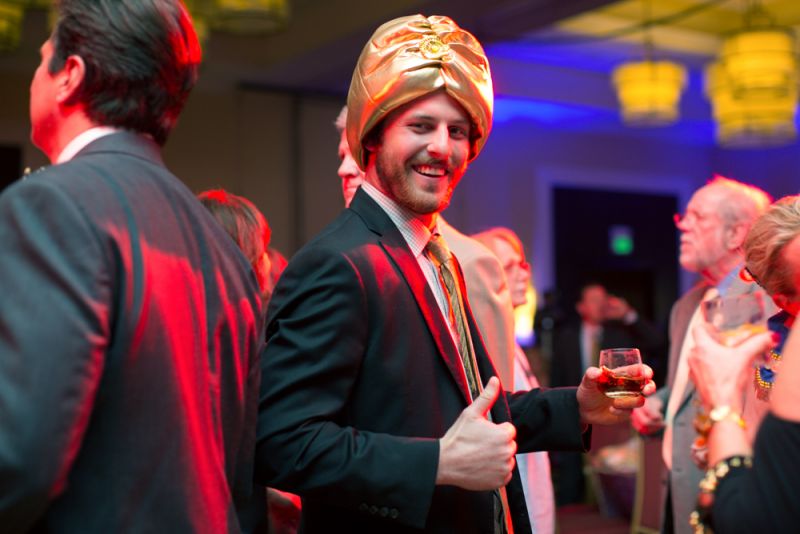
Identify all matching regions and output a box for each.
[257,14,655,533]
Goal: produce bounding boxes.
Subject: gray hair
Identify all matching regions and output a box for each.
[707,175,771,227]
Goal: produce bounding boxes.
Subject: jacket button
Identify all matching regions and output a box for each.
[369,505,378,515]
[390,508,399,519]
[380,507,389,517]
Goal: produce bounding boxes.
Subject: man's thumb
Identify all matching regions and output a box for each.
[469,376,501,417]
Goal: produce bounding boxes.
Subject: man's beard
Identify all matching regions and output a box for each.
[375,152,454,215]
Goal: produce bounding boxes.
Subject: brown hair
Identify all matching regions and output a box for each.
[198,189,271,290]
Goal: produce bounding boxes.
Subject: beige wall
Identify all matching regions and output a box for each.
[164,88,342,256]
[164,88,344,256]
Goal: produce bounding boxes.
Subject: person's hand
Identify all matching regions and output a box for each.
[436,377,517,490]
[687,323,775,411]
[690,438,708,470]
[604,296,631,321]
[578,365,655,426]
[631,394,665,435]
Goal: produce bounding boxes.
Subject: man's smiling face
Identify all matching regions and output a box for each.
[366,91,471,216]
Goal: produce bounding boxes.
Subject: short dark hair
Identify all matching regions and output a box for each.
[50,0,201,145]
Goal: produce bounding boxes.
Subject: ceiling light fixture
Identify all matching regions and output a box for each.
[705,1,798,148]
[611,0,687,127]
[210,0,289,35]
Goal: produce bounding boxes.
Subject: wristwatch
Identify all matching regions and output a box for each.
[709,405,746,429]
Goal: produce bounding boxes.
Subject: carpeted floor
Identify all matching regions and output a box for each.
[556,504,630,534]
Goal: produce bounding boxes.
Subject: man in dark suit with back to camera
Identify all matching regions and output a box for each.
[257,14,655,533]
[0,1,264,532]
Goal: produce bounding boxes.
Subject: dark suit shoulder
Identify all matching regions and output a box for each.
[288,209,391,278]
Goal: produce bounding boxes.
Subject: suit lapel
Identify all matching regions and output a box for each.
[667,284,707,389]
[350,191,473,405]
[673,275,770,412]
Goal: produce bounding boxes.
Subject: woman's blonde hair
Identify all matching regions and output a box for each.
[744,195,800,297]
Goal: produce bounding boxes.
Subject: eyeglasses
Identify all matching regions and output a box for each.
[673,210,717,228]
[505,259,530,272]
[739,266,764,289]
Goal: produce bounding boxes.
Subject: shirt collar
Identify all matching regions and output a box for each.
[56,126,120,164]
[716,264,742,296]
[361,182,437,259]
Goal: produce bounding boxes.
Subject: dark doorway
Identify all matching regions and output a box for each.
[0,145,22,194]
[553,186,679,329]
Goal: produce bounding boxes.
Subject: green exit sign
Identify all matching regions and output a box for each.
[610,225,633,256]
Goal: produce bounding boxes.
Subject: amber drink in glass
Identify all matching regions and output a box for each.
[597,348,645,398]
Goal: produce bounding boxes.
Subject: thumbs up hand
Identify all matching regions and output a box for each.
[435,377,517,490]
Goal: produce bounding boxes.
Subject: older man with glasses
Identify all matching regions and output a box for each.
[632,176,772,534]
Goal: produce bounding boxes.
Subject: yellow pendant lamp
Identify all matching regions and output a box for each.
[706,60,797,148]
[611,0,687,127]
[705,3,798,148]
[612,60,687,126]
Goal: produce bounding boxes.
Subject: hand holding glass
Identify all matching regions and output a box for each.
[597,348,645,398]
[701,293,766,347]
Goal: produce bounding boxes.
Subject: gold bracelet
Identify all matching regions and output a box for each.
[694,405,745,439]
[708,405,746,430]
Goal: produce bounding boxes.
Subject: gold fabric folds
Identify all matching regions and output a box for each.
[346,14,494,170]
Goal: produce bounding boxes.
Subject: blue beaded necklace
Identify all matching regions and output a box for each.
[755,311,791,401]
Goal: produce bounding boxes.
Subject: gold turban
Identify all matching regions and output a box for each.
[346,14,494,170]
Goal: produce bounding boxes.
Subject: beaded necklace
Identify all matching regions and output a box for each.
[755,311,791,401]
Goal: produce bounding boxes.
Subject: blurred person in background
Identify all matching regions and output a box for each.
[334,105,365,208]
[199,188,300,534]
[199,189,273,304]
[474,226,555,534]
[551,283,663,389]
[631,176,771,534]
[551,282,663,507]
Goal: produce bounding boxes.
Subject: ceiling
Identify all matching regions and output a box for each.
[198,0,618,93]
[200,0,800,90]
[197,0,800,146]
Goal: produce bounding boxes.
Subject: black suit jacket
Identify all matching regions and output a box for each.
[550,318,665,388]
[0,132,264,533]
[256,189,586,533]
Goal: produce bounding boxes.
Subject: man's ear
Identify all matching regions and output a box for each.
[55,54,86,105]
[725,221,749,251]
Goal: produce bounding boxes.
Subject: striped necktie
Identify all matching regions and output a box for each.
[426,233,514,534]
[426,233,481,399]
